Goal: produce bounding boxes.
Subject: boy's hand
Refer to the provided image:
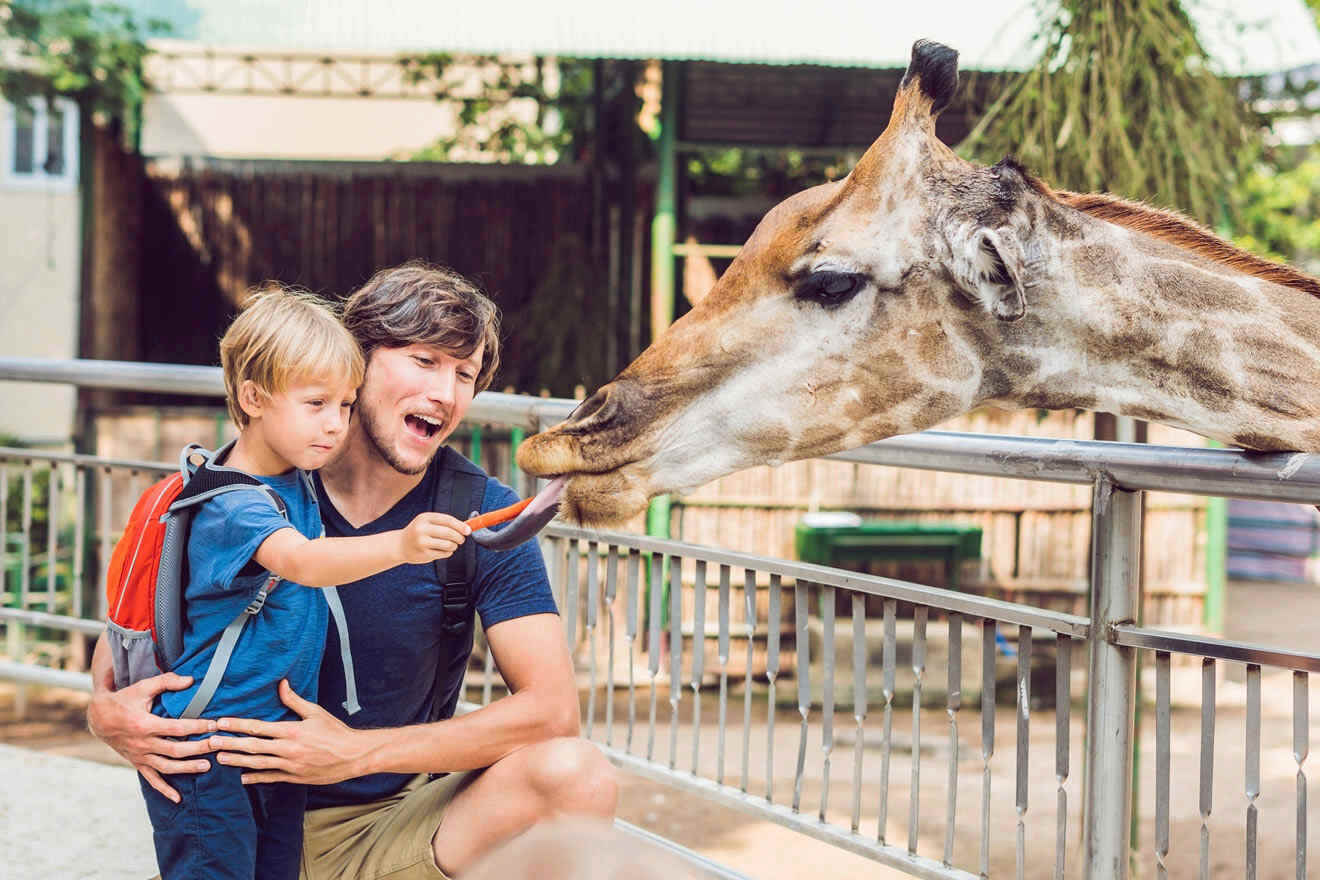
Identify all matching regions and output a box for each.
[399,512,470,563]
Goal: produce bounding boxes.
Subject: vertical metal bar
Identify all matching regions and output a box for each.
[45,462,58,606]
[72,466,85,620]
[851,593,867,835]
[1295,671,1308,880]
[565,538,580,647]
[1083,477,1142,880]
[742,568,757,794]
[1155,651,1171,880]
[1016,625,1032,880]
[690,560,707,775]
[97,467,112,617]
[21,463,33,607]
[981,618,997,877]
[792,580,810,813]
[909,605,928,855]
[1200,658,1216,880]
[626,549,641,754]
[585,541,600,739]
[820,584,836,824]
[878,597,897,844]
[1055,634,1073,880]
[1246,663,1261,880]
[605,546,620,747]
[481,619,495,706]
[604,546,617,749]
[944,613,962,866]
[766,573,782,803]
[647,552,662,761]
[717,564,731,786]
[669,554,683,770]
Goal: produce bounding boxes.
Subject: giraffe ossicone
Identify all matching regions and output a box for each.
[518,38,1320,527]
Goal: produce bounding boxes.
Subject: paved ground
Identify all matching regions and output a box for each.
[3,578,1319,879]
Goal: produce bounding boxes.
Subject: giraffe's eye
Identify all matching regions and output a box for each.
[794,271,866,308]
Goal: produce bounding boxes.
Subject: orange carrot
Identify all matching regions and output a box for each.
[464,497,534,531]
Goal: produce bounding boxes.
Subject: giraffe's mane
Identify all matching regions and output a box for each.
[1055,190,1320,297]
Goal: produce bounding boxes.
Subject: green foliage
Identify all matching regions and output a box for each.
[0,0,166,125]
[684,147,858,200]
[1233,145,1320,272]
[403,54,593,164]
[959,0,1263,226]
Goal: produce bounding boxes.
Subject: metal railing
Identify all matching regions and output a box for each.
[5,357,1320,879]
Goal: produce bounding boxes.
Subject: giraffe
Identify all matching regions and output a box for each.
[517,39,1320,527]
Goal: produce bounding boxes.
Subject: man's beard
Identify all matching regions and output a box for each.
[358,401,436,476]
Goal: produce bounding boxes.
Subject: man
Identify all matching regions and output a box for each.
[88,262,618,879]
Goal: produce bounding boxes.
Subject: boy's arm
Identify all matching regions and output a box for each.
[254,512,470,587]
[210,612,578,784]
[85,630,217,802]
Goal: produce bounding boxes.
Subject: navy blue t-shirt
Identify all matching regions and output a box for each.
[156,470,327,724]
[307,449,558,810]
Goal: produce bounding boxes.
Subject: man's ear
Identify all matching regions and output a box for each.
[947,226,1029,321]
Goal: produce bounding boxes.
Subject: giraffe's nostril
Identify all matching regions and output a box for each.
[566,386,612,425]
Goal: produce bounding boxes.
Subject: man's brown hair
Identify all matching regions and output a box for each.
[342,262,501,392]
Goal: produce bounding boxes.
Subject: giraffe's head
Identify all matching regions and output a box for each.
[518,40,1072,525]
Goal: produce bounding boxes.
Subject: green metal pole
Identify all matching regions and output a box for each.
[510,426,524,490]
[469,424,483,469]
[645,61,679,629]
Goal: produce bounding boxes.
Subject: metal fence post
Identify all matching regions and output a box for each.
[1083,475,1142,879]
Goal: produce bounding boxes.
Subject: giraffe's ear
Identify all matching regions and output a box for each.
[946,226,1028,321]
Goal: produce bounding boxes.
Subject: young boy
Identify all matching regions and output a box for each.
[137,288,471,880]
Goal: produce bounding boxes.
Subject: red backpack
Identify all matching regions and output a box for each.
[104,442,290,717]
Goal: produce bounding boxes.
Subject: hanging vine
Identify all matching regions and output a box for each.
[959,0,1264,226]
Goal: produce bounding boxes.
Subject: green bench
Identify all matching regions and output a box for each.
[794,519,983,587]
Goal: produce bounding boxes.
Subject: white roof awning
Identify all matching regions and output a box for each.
[129,0,1320,76]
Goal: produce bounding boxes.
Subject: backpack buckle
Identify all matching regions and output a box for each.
[440,580,470,635]
[245,577,277,615]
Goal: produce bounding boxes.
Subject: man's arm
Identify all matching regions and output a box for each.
[85,631,218,802]
[212,612,578,784]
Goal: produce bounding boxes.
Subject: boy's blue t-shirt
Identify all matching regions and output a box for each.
[307,450,558,810]
[156,469,328,724]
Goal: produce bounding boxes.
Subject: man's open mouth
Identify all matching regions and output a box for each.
[405,414,444,439]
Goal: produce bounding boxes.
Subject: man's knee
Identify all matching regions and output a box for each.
[530,737,618,817]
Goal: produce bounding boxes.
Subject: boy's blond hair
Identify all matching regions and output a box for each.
[220,286,365,428]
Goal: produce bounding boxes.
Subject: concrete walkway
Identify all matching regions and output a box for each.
[0,743,156,880]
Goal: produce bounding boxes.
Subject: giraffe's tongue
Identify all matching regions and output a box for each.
[470,477,567,551]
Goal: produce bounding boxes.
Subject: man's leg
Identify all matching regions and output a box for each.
[431,737,618,876]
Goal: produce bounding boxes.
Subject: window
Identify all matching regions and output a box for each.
[4,98,78,189]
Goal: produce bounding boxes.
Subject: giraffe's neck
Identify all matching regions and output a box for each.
[985,220,1320,452]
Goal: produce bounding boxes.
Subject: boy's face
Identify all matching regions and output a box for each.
[251,378,358,471]
[354,342,483,475]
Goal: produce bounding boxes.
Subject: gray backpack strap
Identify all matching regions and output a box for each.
[309,501,362,716]
[180,574,276,719]
[322,584,361,715]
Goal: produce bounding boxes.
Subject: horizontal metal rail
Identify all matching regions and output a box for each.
[1112,624,1320,674]
[9,357,1320,502]
[0,357,576,429]
[545,524,1091,638]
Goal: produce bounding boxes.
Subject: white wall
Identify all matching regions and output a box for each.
[0,99,80,446]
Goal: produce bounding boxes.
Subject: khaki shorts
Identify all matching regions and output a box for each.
[299,771,477,880]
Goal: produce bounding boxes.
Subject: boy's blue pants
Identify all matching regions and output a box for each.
[140,756,305,880]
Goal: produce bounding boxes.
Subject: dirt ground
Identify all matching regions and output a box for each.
[4,577,1318,879]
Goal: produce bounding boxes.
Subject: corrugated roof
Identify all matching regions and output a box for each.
[127,0,1320,75]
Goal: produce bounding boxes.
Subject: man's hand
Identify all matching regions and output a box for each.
[87,671,217,803]
[212,679,374,785]
[398,512,468,564]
